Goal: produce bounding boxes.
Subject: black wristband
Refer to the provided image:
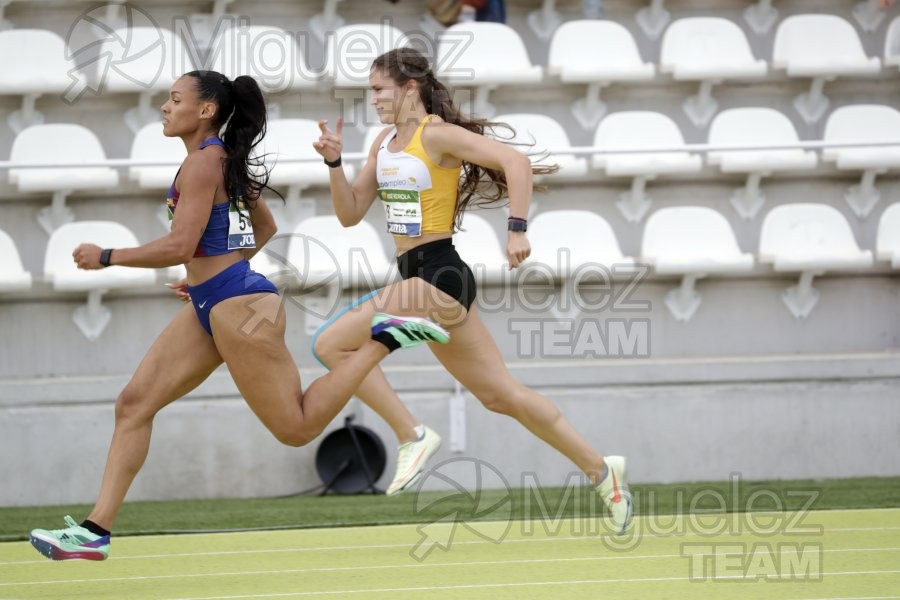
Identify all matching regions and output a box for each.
[99,248,113,268]
[324,155,342,168]
[507,217,527,232]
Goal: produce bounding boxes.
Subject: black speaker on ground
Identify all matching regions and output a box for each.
[315,415,386,495]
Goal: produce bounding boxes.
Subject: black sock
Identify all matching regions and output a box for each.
[372,331,402,352]
[81,519,110,537]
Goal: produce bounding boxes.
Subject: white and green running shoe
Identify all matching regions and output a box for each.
[386,425,443,496]
[371,313,450,348]
[30,516,110,561]
[595,456,634,535]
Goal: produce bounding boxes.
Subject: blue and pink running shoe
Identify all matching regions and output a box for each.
[30,516,110,561]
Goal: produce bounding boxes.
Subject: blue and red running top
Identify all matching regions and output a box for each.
[166,137,236,258]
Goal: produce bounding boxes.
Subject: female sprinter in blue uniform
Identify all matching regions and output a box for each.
[28,70,449,561]
[312,49,633,535]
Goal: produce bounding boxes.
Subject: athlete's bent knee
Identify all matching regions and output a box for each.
[476,383,521,416]
[312,334,337,368]
[313,334,357,371]
[272,426,318,448]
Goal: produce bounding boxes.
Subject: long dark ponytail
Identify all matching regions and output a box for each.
[371,48,557,230]
[185,70,283,209]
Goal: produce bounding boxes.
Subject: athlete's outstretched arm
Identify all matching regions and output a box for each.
[73,151,217,270]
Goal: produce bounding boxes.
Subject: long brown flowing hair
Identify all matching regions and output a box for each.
[371,48,558,230]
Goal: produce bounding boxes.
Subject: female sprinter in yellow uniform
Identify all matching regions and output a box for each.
[313,48,632,534]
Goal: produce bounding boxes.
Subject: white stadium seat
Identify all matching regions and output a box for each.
[453,213,507,284]
[325,23,407,88]
[877,203,900,269]
[528,210,633,277]
[759,204,873,318]
[129,122,186,190]
[592,111,702,222]
[660,17,767,127]
[288,216,393,290]
[209,23,318,103]
[642,207,754,321]
[129,122,187,231]
[547,20,656,129]
[773,15,882,124]
[526,210,634,320]
[10,124,119,234]
[44,221,155,340]
[75,0,159,32]
[287,216,395,334]
[822,105,900,218]
[707,107,818,219]
[0,228,33,292]
[100,27,197,132]
[436,22,542,119]
[493,113,587,181]
[0,29,82,132]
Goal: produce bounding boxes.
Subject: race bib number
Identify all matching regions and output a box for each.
[228,201,256,250]
[379,188,422,237]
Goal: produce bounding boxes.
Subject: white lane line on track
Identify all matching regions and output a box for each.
[787,597,900,600]
[156,571,900,599]
[5,506,898,544]
[2,547,900,587]
[2,524,900,566]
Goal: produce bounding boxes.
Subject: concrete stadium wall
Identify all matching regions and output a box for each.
[2,355,899,506]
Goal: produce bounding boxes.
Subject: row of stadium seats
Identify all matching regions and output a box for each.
[6,104,899,234]
[0,0,264,34]
[3,204,899,338]
[1,14,898,133]
[474,14,898,126]
[532,0,899,39]
[2,0,891,40]
[0,0,382,39]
